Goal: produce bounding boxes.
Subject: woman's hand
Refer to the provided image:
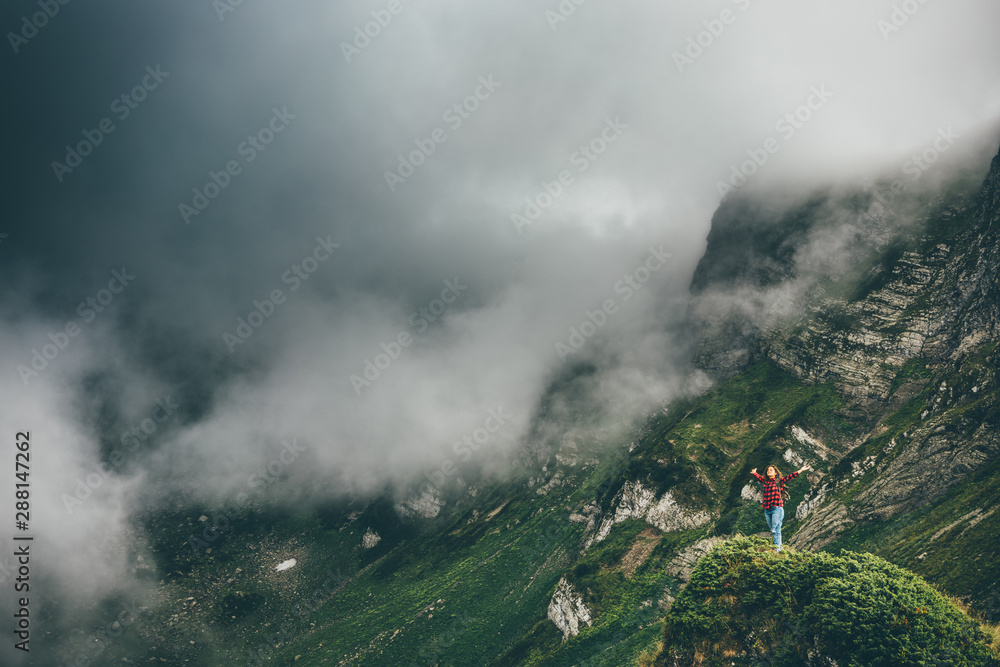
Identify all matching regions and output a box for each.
[751,468,758,475]
[798,465,812,473]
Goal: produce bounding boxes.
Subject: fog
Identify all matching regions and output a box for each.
[2,0,1000,659]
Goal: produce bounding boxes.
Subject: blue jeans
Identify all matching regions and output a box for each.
[764,506,784,549]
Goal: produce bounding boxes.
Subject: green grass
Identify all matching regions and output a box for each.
[73,343,993,666]
[827,455,1000,614]
[658,536,1000,666]
[624,361,853,530]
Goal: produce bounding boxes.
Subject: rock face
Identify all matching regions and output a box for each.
[361,527,381,549]
[795,482,830,521]
[691,148,1000,414]
[690,143,1000,552]
[547,577,593,641]
[394,485,444,519]
[584,480,712,549]
[740,484,762,503]
[850,414,999,521]
[664,537,725,585]
[654,537,726,613]
[790,341,1000,551]
[763,239,966,408]
[689,188,912,382]
[789,499,850,550]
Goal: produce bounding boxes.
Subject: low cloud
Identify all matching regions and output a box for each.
[2,0,1000,658]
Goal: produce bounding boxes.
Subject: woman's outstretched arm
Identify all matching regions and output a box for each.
[782,465,812,483]
[750,468,764,482]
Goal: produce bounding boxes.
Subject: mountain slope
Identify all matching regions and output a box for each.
[42,142,1000,666]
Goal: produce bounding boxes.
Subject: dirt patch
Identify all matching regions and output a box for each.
[725,419,751,439]
[485,501,509,521]
[620,528,661,579]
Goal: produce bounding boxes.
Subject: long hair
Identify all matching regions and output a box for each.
[765,465,790,501]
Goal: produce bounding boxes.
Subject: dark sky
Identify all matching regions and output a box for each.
[2,0,1000,626]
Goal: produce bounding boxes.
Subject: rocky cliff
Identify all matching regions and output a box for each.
[582,480,713,550]
[688,142,1000,558]
[691,149,1000,409]
[547,577,593,641]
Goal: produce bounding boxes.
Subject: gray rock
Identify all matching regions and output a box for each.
[547,577,593,641]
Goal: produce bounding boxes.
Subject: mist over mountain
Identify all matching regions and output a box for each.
[2,1,1000,664]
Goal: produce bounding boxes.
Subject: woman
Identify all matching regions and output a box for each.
[750,463,811,551]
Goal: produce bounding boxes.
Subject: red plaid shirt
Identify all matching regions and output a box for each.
[752,470,798,509]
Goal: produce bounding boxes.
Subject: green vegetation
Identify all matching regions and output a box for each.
[52,157,1000,665]
[624,360,853,525]
[827,453,1000,614]
[658,536,1000,666]
[67,344,995,666]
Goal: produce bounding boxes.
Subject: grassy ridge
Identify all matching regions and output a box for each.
[657,536,999,666]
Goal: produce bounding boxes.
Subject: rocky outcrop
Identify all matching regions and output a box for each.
[547,577,593,641]
[795,482,830,521]
[568,501,600,534]
[584,480,712,549]
[851,417,1000,521]
[395,485,444,519]
[361,527,381,549]
[692,145,1000,416]
[764,240,964,408]
[791,426,834,460]
[656,537,726,613]
[740,484,762,503]
[665,537,725,585]
[534,470,564,496]
[694,143,1000,556]
[789,499,851,550]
